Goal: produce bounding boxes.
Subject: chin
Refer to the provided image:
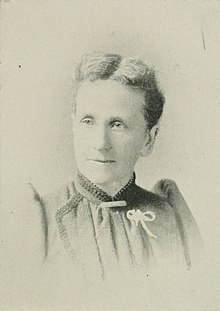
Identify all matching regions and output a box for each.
[80,165,114,186]
[88,172,113,186]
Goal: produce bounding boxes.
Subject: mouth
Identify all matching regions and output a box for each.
[88,159,115,164]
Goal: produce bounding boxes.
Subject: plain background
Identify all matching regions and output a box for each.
[1,0,220,309]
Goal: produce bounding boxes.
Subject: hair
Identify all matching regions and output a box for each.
[72,52,165,129]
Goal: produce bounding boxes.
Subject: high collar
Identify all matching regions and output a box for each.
[74,170,137,205]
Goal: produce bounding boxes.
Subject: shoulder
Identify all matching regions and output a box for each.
[134,178,191,215]
[10,180,79,222]
[152,179,184,201]
[2,180,78,265]
[7,180,79,263]
[133,183,173,215]
[29,180,80,220]
[149,179,203,255]
[42,180,77,207]
[133,178,201,234]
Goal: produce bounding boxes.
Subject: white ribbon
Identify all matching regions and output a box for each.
[126,209,157,239]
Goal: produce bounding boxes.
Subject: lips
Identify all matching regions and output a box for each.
[88,159,115,163]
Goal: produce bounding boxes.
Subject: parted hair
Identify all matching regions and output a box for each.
[73,52,165,129]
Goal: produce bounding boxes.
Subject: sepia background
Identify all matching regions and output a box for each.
[1,0,220,309]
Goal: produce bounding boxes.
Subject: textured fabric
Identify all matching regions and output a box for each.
[2,174,205,309]
[1,173,206,309]
[21,173,202,286]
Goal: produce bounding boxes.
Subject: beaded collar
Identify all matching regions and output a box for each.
[76,171,136,203]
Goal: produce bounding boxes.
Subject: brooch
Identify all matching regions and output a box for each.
[99,200,127,208]
[127,209,157,239]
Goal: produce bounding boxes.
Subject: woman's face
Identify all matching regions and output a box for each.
[73,80,153,187]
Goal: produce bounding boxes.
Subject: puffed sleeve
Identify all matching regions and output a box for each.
[152,179,204,269]
[1,182,48,269]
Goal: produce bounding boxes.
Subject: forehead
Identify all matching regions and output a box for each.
[76,80,145,118]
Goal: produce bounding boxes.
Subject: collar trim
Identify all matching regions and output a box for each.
[77,171,136,202]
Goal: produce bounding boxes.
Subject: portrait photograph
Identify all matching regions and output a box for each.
[1,1,220,310]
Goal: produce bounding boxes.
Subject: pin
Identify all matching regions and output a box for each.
[99,200,127,208]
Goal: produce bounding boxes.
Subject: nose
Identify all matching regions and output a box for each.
[92,125,112,151]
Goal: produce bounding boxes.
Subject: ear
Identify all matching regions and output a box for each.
[140,125,159,157]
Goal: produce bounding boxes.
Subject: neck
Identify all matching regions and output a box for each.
[95,176,133,197]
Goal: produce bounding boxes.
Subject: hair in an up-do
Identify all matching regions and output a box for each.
[72,52,165,129]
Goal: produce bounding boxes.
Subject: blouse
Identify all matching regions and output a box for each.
[3,171,203,309]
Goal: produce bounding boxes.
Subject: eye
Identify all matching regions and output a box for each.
[80,117,95,126]
[111,121,126,130]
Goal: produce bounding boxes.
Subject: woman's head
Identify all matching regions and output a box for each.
[72,52,165,192]
[73,52,165,130]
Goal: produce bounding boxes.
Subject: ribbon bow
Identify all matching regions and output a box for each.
[127,209,157,239]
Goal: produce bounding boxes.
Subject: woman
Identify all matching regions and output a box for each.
[13,52,203,308]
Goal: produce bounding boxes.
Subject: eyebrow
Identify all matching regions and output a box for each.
[80,114,94,119]
[109,116,127,124]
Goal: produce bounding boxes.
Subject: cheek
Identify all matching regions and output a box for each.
[73,133,88,159]
[73,126,91,149]
[114,135,144,163]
